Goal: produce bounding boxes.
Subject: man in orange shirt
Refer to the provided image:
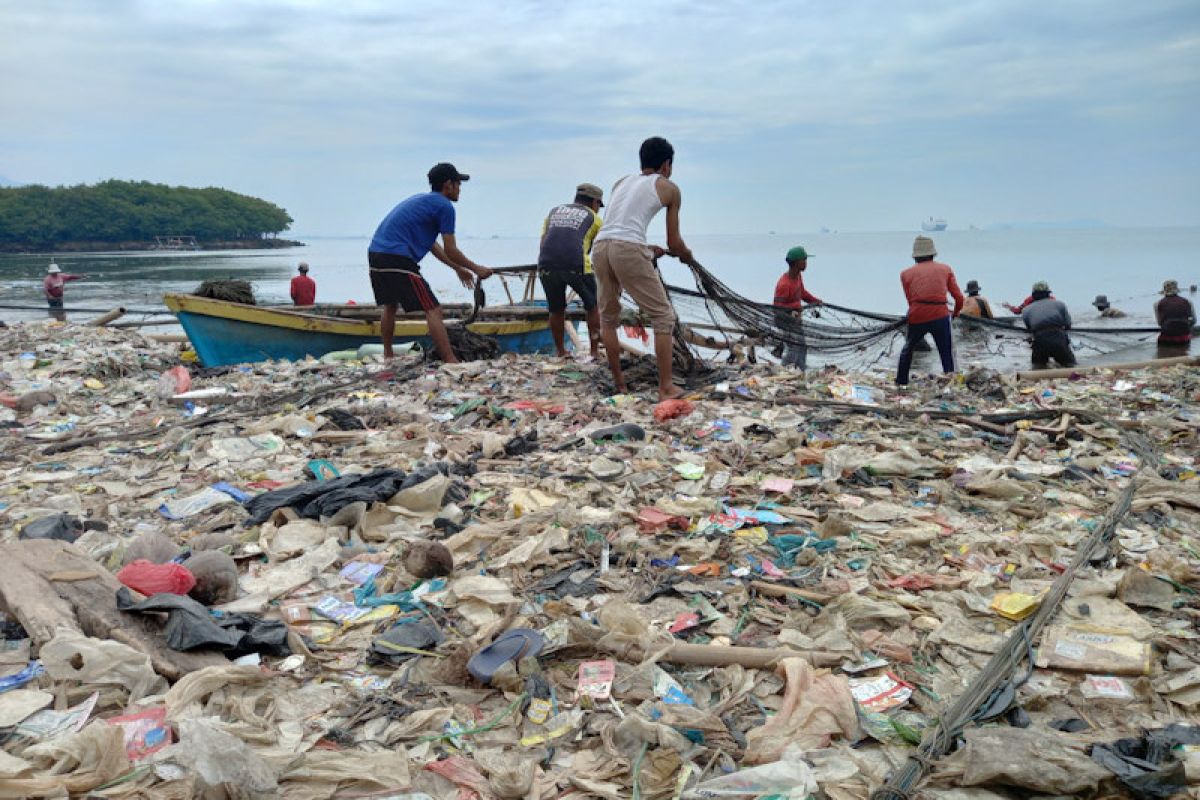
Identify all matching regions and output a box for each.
[897,236,963,385]
[772,245,822,369]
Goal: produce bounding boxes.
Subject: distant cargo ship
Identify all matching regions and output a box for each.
[921,217,947,232]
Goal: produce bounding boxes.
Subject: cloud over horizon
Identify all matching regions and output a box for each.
[2,0,1197,235]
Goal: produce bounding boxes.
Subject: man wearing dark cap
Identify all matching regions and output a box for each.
[368,163,493,361]
[290,262,316,306]
[772,245,823,369]
[960,280,994,319]
[1021,281,1076,367]
[537,183,605,358]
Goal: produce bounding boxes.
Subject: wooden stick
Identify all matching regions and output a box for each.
[662,642,842,669]
[1016,355,1199,380]
[88,307,126,326]
[750,580,833,604]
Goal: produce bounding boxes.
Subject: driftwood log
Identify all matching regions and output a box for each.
[0,538,227,681]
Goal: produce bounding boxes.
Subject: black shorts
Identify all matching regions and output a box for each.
[368,252,439,312]
[539,270,598,313]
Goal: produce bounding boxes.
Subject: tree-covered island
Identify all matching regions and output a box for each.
[0,180,301,252]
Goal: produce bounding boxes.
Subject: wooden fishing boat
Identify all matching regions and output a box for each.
[163,293,560,367]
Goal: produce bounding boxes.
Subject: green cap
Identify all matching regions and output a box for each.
[1032,281,1050,293]
[786,246,812,263]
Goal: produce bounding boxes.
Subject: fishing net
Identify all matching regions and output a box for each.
[193,279,256,305]
[427,324,501,363]
[490,263,1187,370]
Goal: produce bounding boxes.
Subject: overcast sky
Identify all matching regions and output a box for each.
[2,0,1197,236]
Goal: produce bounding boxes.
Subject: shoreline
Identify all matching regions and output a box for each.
[0,322,1196,796]
[0,238,305,254]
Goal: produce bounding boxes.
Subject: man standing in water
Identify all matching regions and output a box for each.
[773,245,823,369]
[537,182,605,359]
[593,136,693,400]
[1021,281,1076,367]
[960,280,994,319]
[290,262,316,305]
[43,262,87,319]
[896,236,963,385]
[1155,280,1195,346]
[368,163,493,361]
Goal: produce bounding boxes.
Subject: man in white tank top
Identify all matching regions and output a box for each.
[593,136,694,400]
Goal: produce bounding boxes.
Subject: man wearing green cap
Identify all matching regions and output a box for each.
[773,246,823,369]
[1155,279,1195,345]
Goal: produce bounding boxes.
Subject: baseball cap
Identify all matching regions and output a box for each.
[298,262,309,273]
[785,245,812,262]
[428,163,470,189]
[576,183,604,206]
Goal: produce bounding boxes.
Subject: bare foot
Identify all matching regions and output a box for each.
[614,383,630,395]
[658,385,685,401]
[383,350,394,360]
[555,349,570,358]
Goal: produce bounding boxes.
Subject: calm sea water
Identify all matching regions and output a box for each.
[1,227,1195,372]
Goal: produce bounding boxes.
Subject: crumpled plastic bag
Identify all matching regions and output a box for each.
[0,721,130,797]
[684,744,818,798]
[117,559,197,596]
[163,718,278,795]
[939,727,1110,794]
[280,749,410,793]
[242,468,408,526]
[743,658,858,764]
[117,587,289,655]
[18,512,82,542]
[40,627,167,700]
[390,472,450,513]
[653,398,695,422]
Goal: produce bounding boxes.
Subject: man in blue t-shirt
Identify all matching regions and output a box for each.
[368,163,493,361]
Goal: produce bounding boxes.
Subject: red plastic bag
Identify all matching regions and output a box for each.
[116,559,197,596]
[653,398,695,422]
[156,366,192,398]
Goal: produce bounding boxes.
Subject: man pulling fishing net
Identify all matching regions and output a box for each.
[593,136,694,400]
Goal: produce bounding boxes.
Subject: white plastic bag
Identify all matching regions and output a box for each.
[684,745,817,798]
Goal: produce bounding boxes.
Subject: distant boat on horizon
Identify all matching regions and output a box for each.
[921,217,947,232]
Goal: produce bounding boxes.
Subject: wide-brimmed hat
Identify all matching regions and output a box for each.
[47,262,61,274]
[1032,281,1051,293]
[576,183,604,206]
[912,236,936,258]
[1092,294,1109,307]
[966,280,981,293]
[1163,279,1179,296]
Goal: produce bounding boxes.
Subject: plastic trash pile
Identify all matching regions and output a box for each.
[0,321,1198,798]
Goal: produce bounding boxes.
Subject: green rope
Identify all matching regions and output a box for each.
[417,691,528,744]
[631,742,650,800]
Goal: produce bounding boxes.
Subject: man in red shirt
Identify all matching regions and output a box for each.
[897,236,963,385]
[290,262,316,306]
[43,262,87,320]
[772,245,822,369]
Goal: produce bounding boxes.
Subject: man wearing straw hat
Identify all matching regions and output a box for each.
[1155,280,1195,345]
[896,235,963,385]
